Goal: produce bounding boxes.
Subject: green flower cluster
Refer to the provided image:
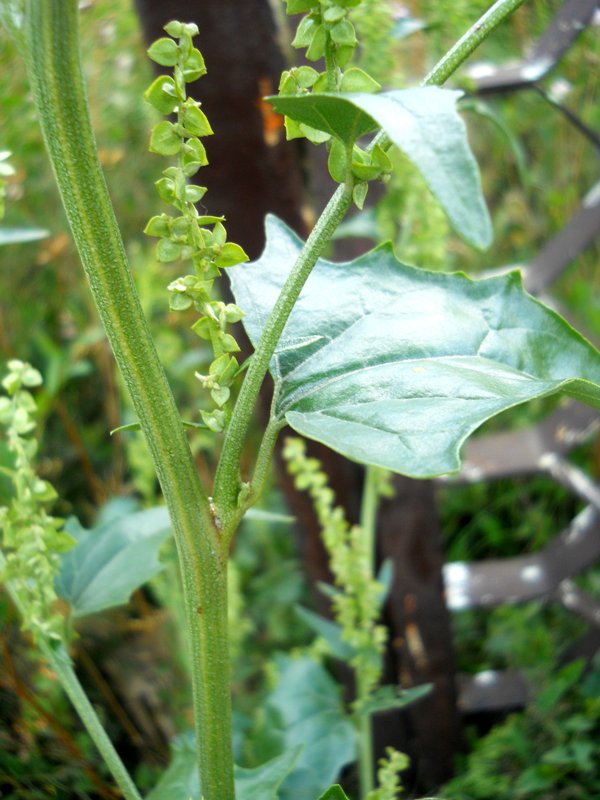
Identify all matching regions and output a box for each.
[279,0,392,206]
[144,21,248,433]
[367,748,409,800]
[0,361,73,643]
[283,437,387,698]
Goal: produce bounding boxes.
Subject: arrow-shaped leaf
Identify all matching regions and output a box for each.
[268,88,491,249]
[55,505,171,617]
[228,216,600,479]
[266,655,356,800]
[317,787,350,800]
[145,731,301,800]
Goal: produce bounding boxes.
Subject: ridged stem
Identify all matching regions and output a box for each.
[23,3,233,798]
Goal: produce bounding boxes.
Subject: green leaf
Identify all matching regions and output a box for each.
[357,683,432,716]
[145,732,198,800]
[327,139,347,183]
[243,508,296,525]
[267,88,491,248]
[146,730,301,800]
[147,37,179,67]
[182,103,213,137]
[293,16,319,48]
[156,238,182,262]
[228,216,600,478]
[55,506,171,617]
[216,242,250,268]
[109,421,141,434]
[184,184,206,204]
[163,20,185,37]
[183,47,207,82]
[340,67,380,93]
[0,227,49,245]
[306,24,328,61]
[149,120,182,156]
[266,656,356,800]
[144,214,171,238]
[236,748,303,800]
[317,787,350,800]
[144,76,179,115]
[294,605,355,661]
[286,0,319,13]
[329,19,357,47]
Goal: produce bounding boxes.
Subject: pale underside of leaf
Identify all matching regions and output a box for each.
[56,506,171,617]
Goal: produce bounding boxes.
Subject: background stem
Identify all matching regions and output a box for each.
[356,466,381,798]
[371,0,528,152]
[23,3,234,797]
[422,0,528,87]
[0,552,141,800]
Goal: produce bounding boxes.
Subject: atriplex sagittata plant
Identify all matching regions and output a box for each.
[3,1,600,798]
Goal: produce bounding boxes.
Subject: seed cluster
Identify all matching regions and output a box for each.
[144,22,248,432]
[0,361,73,643]
[279,0,392,207]
[283,436,388,699]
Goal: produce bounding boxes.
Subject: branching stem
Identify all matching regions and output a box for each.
[214,181,354,522]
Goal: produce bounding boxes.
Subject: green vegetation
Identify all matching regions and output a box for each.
[1,1,599,799]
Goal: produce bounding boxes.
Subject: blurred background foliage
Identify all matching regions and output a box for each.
[1,0,599,797]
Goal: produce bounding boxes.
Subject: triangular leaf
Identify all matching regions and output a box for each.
[294,605,355,661]
[317,787,350,800]
[266,655,356,800]
[267,88,491,248]
[55,504,171,616]
[228,217,600,478]
[145,731,300,800]
[145,732,198,800]
[236,748,303,800]
[357,683,432,716]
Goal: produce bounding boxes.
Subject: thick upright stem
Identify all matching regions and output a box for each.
[23,3,233,798]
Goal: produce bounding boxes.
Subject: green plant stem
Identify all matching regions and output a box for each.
[324,37,338,90]
[214,181,354,522]
[356,466,381,798]
[228,413,287,535]
[423,0,527,86]
[49,644,144,800]
[0,552,142,800]
[371,0,527,152]
[23,3,233,798]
